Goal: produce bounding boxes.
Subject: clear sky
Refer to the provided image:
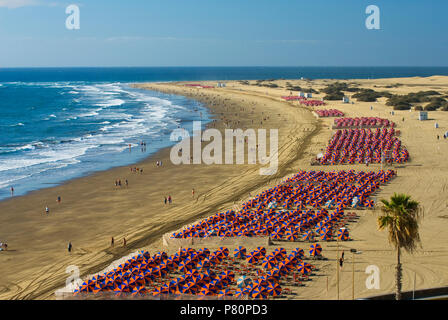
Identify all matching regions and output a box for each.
[0,0,447,67]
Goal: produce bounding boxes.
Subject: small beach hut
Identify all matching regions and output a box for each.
[419,111,428,121]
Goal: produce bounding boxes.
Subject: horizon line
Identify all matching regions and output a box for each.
[2,65,448,70]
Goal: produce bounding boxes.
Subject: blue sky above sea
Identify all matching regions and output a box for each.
[0,0,447,67]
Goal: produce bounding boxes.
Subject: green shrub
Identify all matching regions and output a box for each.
[386,91,442,108]
[287,86,303,91]
[306,88,319,94]
[324,92,345,100]
[393,104,411,110]
[352,89,384,102]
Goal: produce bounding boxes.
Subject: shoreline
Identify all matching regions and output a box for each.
[2,76,448,300]
[0,85,213,202]
[0,80,317,299]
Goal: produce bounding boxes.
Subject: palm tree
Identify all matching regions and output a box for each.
[378,193,423,300]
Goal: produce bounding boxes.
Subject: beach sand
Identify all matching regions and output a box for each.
[0,81,316,299]
[1,76,448,300]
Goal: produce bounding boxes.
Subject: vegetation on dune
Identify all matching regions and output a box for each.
[322,82,359,94]
[305,88,319,94]
[324,92,345,100]
[321,82,359,100]
[352,89,392,102]
[393,104,412,110]
[384,83,403,88]
[253,79,280,88]
[386,91,442,109]
[423,97,448,111]
[285,82,319,94]
[286,85,303,91]
[378,193,423,300]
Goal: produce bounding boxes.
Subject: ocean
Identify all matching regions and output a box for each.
[1,66,448,200]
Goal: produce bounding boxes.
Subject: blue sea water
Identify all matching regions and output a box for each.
[1,66,448,200]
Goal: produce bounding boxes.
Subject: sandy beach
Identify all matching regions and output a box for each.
[1,76,448,300]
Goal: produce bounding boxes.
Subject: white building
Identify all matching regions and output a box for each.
[306,93,313,98]
[418,111,428,121]
[298,91,305,98]
[342,96,350,103]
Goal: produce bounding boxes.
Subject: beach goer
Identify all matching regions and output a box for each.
[339,257,344,268]
[123,238,127,247]
[341,251,345,260]
[125,179,128,187]
[111,237,114,247]
[57,196,61,203]
[45,206,50,215]
[68,242,72,253]
[168,195,172,204]
[164,197,167,205]
[192,188,195,198]
[10,186,14,197]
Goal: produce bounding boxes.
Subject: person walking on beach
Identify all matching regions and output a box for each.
[111,237,114,247]
[341,250,345,261]
[123,237,127,247]
[339,257,344,268]
[192,188,195,198]
[10,186,14,197]
[57,196,61,204]
[168,195,172,204]
[125,179,128,187]
[68,242,72,253]
[164,196,167,205]
[45,206,50,215]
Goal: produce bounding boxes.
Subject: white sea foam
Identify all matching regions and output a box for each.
[0,81,207,195]
[95,99,125,107]
[10,122,25,127]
